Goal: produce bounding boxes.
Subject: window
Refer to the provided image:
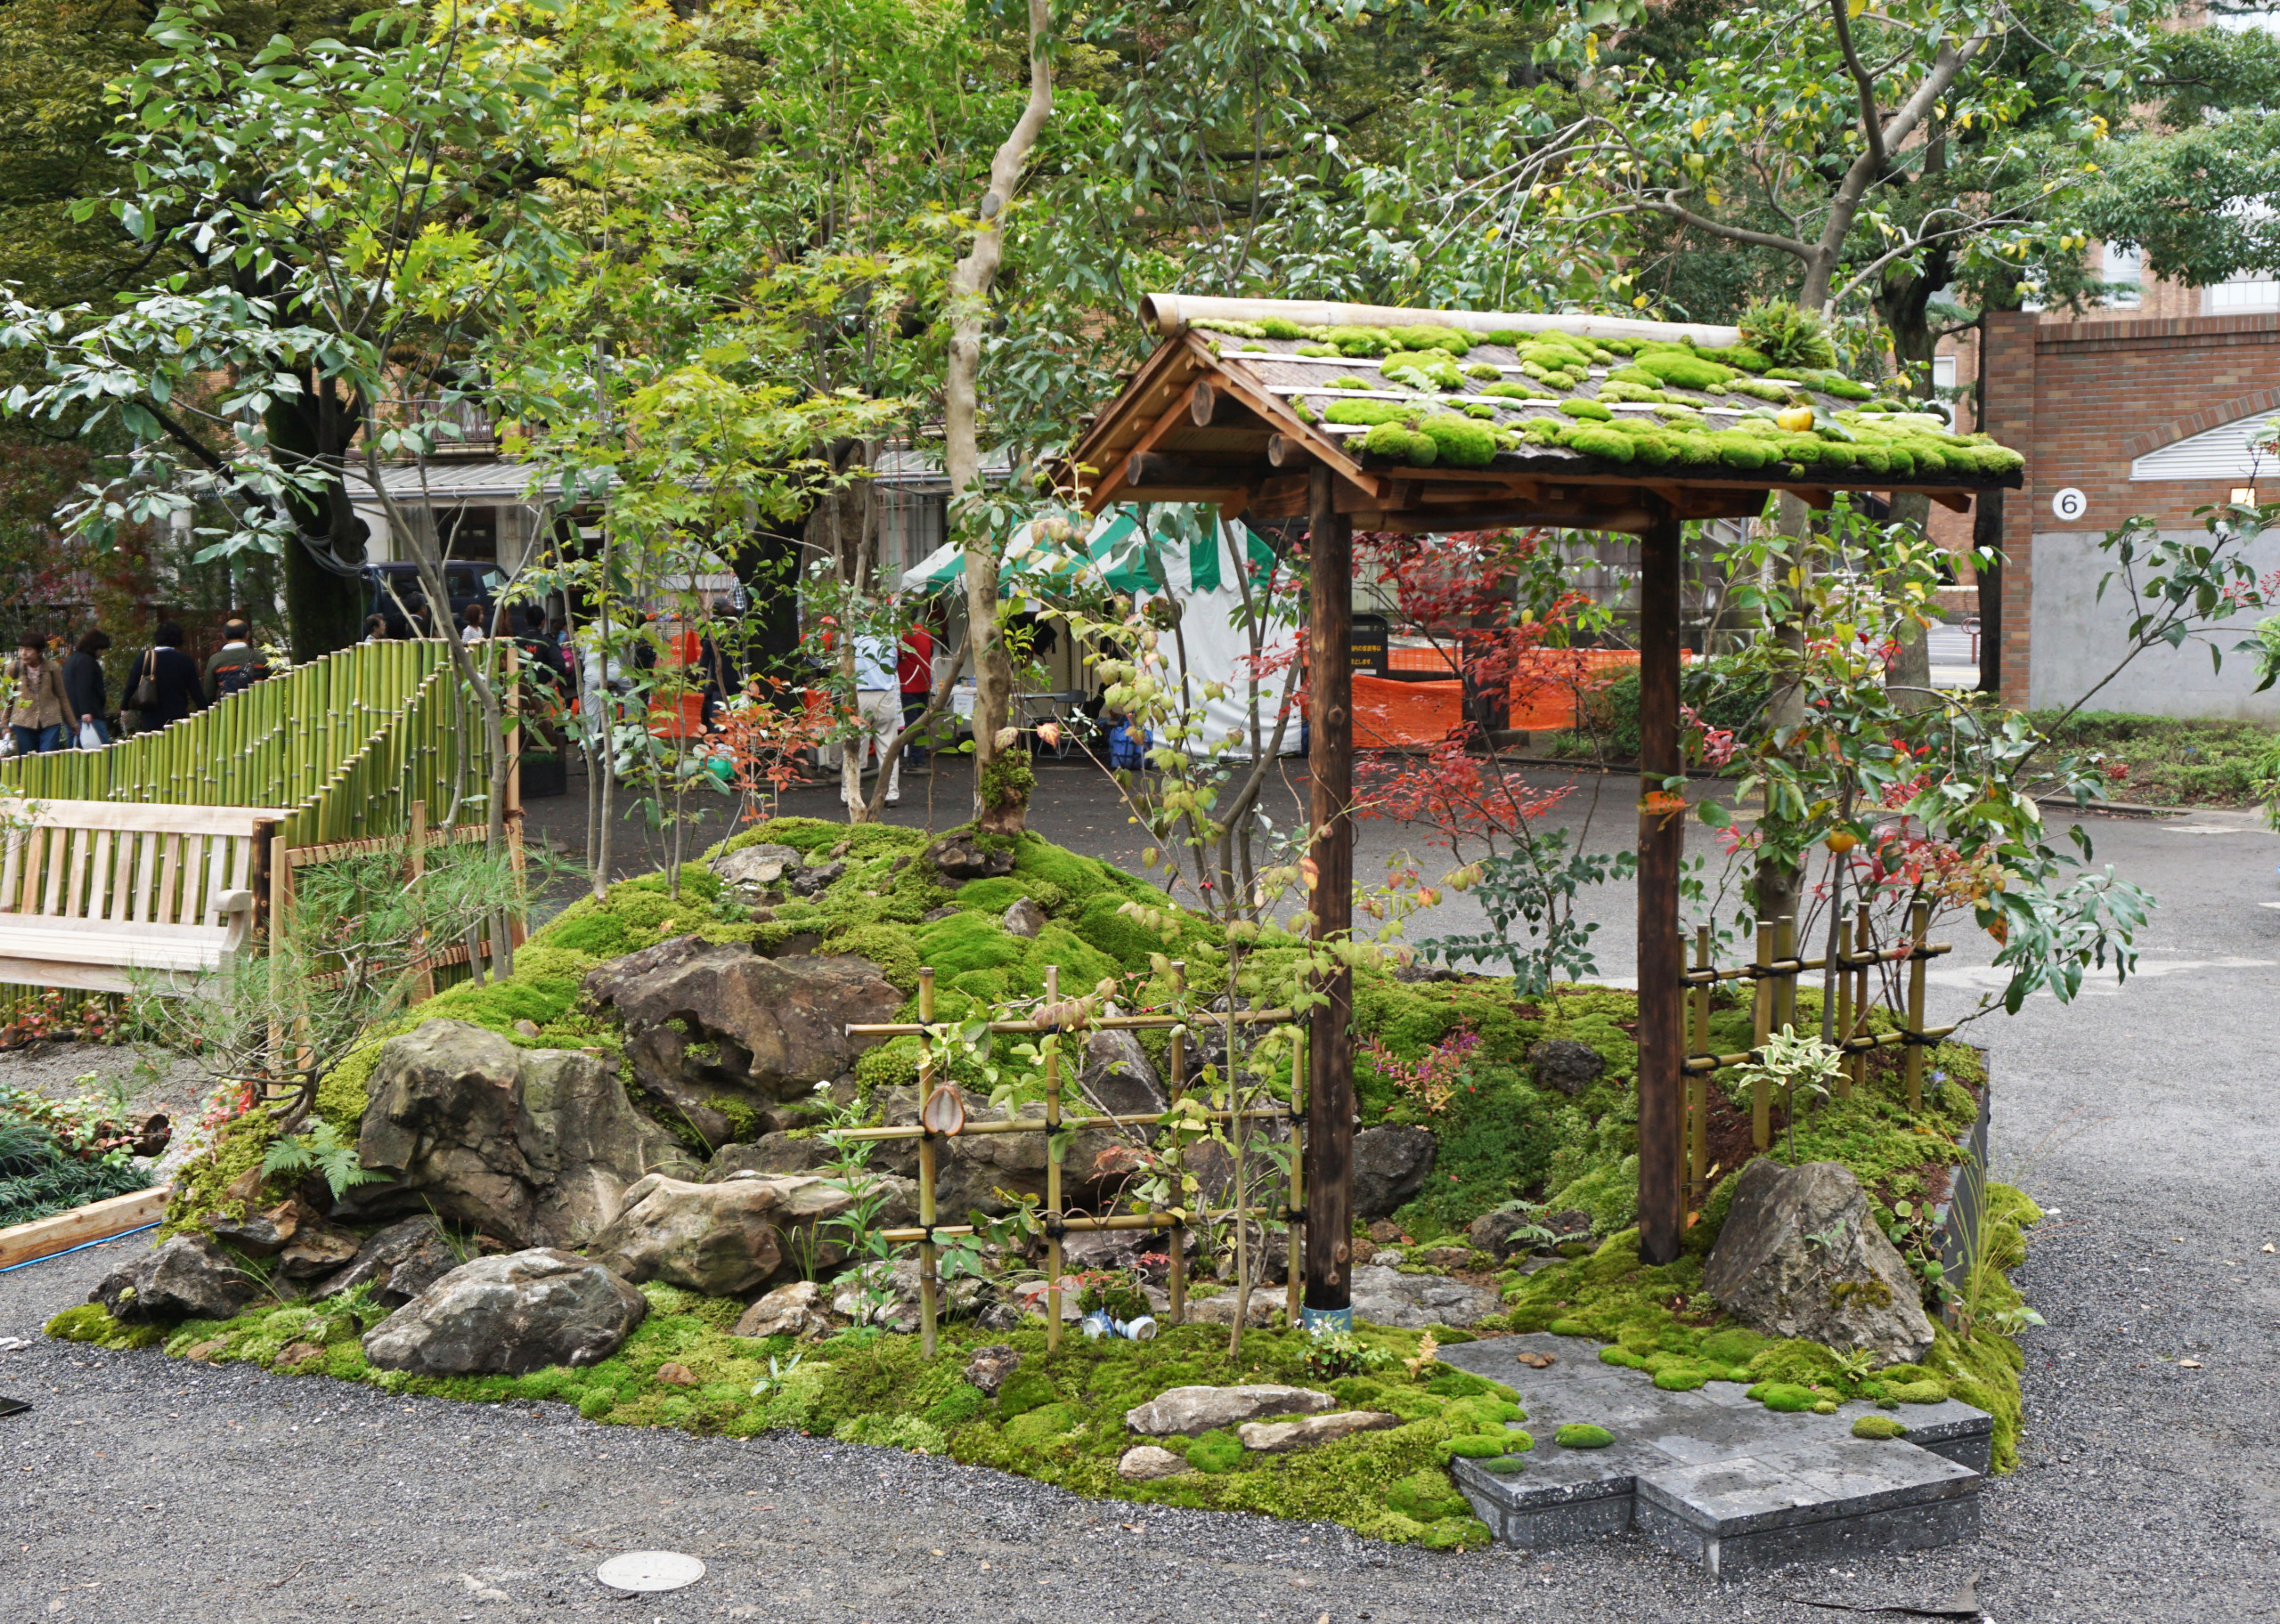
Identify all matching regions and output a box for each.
[1931,356,1958,392]
[2208,272,2280,314]
[2100,241,2143,307]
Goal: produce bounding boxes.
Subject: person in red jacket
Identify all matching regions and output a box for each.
[897,613,936,770]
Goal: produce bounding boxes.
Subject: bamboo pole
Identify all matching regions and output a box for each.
[1852,912,1870,1094]
[1166,1021,1186,1326]
[1044,965,1063,1353]
[1904,902,1929,1113]
[1833,906,1853,1100]
[1284,1029,1304,1328]
[916,966,939,1360]
[1690,925,1711,1201]
[1750,918,1771,1150]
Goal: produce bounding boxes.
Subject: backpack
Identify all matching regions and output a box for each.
[212,649,270,698]
[1108,719,1151,772]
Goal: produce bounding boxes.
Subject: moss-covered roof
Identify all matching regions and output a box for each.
[1185,315,2021,483]
[1070,296,2023,532]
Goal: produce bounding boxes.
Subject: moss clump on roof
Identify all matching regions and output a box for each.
[1632,350,1734,391]
[1294,342,1339,357]
[1419,414,1498,467]
[1326,398,1409,426]
[1559,424,1635,462]
[1388,323,1473,354]
[1258,316,1310,340]
[1558,398,1612,420]
[1323,325,1394,357]
[1380,352,1468,392]
[1483,381,1550,401]
[1365,419,1439,464]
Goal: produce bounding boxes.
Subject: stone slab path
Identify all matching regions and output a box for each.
[1437,1333,1991,1576]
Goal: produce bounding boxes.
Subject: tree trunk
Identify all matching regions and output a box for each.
[945,0,1051,834]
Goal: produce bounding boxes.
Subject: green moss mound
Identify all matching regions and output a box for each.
[1555,1424,1614,1449]
[1853,1415,1910,1441]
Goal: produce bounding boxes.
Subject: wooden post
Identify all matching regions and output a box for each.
[1302,461,1356,1328]
[1633,509,1685,1266]
[1750,917,1772,1150]
[1045,964,1064,1352]
[1904,902,1929,1112]
[916,966,938,1360]
[1774,915,1797,1037]
[408,800,436,1002]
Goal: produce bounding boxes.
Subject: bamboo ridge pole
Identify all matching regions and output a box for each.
[1044,965,1064,1352]
[916,966,939,1360]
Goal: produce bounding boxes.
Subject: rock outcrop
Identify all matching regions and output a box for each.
[1529,1038,1606,1096]
[582,938,900,1149]
[349,1020,669,1248]
[361,1249,648,1376]
[1702,1158,1938,1364]
[312,1215,463,1307]
[1348,1263,1503,1329]
[1352,1125,1437,1220]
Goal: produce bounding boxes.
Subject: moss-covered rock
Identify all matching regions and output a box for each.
[1555,1424,1613,1448]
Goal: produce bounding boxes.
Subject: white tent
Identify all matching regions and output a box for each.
[1133,516,1305,759]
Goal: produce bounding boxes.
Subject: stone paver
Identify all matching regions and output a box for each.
[1436,1332,1991,1577]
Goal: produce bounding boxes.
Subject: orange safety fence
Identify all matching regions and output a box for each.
[1357,646,1689,746]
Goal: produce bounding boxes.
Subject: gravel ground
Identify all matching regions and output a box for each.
[3,775,2276,1622]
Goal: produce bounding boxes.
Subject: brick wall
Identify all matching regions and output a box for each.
[1975,310,2280,710]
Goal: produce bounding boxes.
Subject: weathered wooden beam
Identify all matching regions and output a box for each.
[1635,509,1686,1267]
[1190,381,1257,427]
[1303,459,1356,1330]
[1125,452,1271,490]
[0,1184,170,1269]
[1091,380,1205,506]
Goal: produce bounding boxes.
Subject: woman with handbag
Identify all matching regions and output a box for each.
[6,634,72,754]
[121,621,205,735]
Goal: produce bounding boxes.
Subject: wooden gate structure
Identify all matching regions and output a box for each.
[1064,294,2024,1326]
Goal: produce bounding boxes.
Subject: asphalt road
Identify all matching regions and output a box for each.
[4,760,2277,1622]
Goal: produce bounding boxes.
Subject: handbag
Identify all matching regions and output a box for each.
[121,648,159,735]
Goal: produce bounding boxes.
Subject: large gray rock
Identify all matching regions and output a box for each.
[707,1132,833,1179]
[588,1170,916,1295]
[733,1280,832,1340]
[926,832,1014,881]
[1352,1125,1437,1220]
[1702,1158,1938,1364]
[1125,1384,1334,1436]
[1239,1410,1400,1453]
[1001,897,1046,938]
[312,1215,464,1307]
[1348,1263,1503,1329]
[351,1020,669,1248]
[582,938,900,1149]
[91,1235,255,1324]
[362,1249,647,1376]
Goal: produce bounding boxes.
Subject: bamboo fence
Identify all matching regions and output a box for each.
[1677,905,1954,1209]
[838,965,1305,1360]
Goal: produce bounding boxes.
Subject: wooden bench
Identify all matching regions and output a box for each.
[0,799,291,993]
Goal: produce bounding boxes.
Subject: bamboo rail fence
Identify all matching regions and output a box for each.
[839,964,1305,1360]
[0,638,516,1005]
[1678,905,1955,1209]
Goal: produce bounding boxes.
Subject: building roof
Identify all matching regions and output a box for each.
[343,459,565,505]
[1069,295,2024,533]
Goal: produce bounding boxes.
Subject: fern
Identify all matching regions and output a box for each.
[261,1121,383,1199]
[1736,297,1840,370]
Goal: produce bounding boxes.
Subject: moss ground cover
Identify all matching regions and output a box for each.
[116,816,2044,1546]
[2023,709,2279,808]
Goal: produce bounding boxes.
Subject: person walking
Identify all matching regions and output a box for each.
[6,634,71,755]
[460,601,488,644]
[897,613,935,772]
[129,622,207,731]
[62,629,112,746]
[202,620,271,702]
[846,630,901,807]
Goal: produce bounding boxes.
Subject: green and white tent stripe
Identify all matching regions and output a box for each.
[897,506,1260,598]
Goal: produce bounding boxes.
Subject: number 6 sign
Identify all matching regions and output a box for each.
[2050,487,2089,522]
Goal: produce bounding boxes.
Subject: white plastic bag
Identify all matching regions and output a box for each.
[77,720,104,751]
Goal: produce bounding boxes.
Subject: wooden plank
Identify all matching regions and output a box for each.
[0,957,136,994]
[0,1184,171,1269]
[1635,511,1686,1267]
[132,830,158,923]
[1303,459,1356,1326]
[0,799,298,838]
[65,827,93,921]
[1090,381,1203,507]
[157,832,183,928]
[0,826,20,914]
[43,826,69,917]
[20,826,46,914]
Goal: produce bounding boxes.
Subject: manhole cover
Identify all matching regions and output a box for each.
[596,1551,706,1593]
